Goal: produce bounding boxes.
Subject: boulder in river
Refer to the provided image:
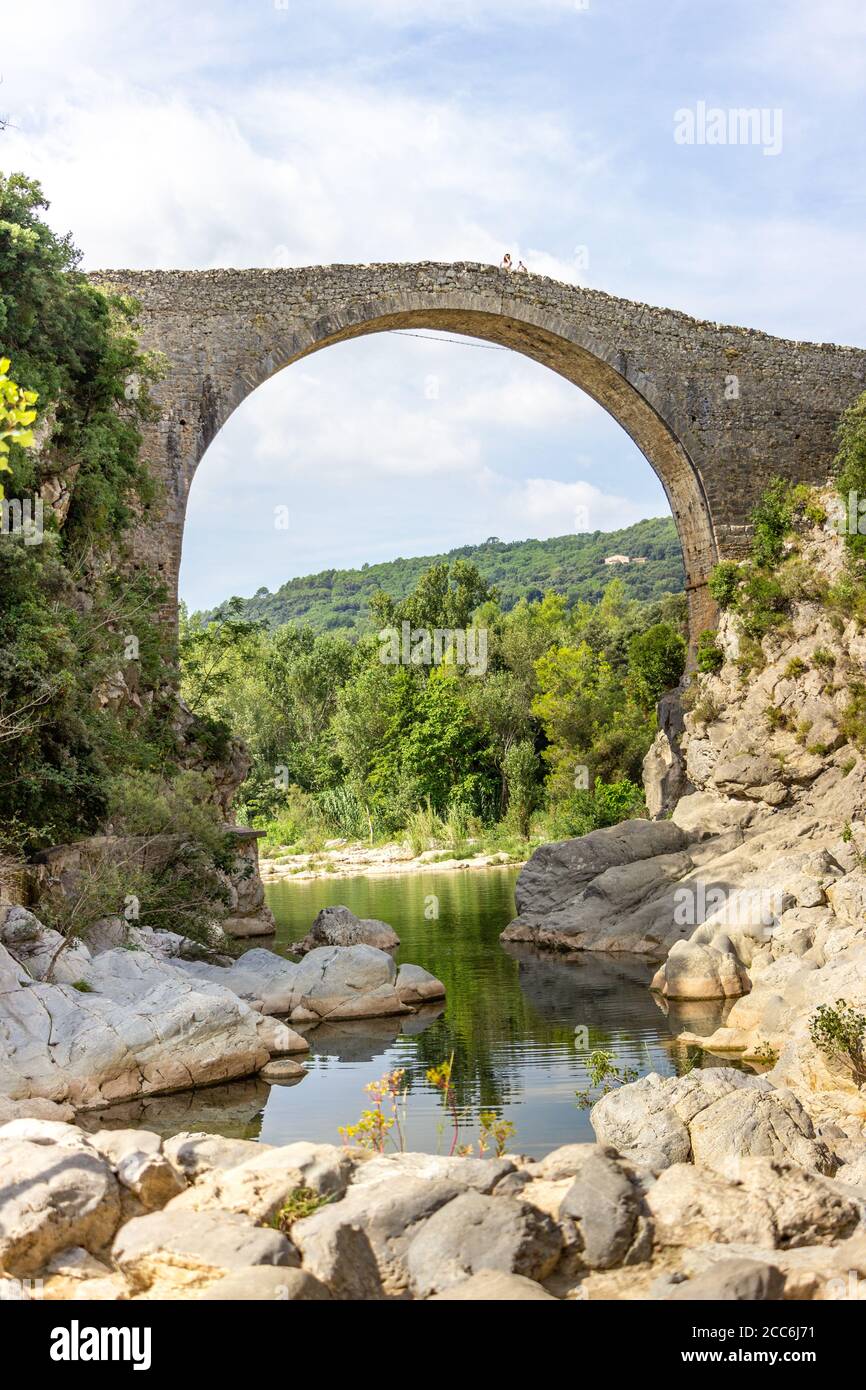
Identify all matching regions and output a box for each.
[290,904,400,955]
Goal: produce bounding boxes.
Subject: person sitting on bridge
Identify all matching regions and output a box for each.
[500,252,512,271]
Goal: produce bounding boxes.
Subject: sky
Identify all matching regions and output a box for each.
[5,0,866,610]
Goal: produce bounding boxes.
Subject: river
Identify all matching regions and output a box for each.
[85,866,728,1157]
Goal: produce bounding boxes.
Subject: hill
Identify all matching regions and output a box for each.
[198,517,684,635]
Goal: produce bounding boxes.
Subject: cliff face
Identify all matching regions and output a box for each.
[505,498,866,1136]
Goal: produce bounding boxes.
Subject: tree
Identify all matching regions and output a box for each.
[533,641,622,792]
[370,558,493,633]
[627,622,686,711]
[0,355,38,498]
[503,739,539,837]
[465,669,535,814]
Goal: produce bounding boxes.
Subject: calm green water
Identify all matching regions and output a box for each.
[87,867,729,1157]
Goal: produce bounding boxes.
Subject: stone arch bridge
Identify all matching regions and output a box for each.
[92,263,866,643]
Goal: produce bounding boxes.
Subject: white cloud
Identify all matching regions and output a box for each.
[1,78,587,272]
[498,477,647,538]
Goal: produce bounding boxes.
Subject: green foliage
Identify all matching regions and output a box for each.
[0,355,38,497]
[478,1110,515,1158]
[835,390,866,559]
[198,518,685,637]
[575,1048,640,1109]
[189,554,676,852]
[808,999,866,1086]
[37,771,236,952]
[764,703,792,733]
[503,739,539,839]
[543,778,645,840]
[737,569,789,639]
[370,557,493,632]
[627,621,686,708]
[268,1188,333,1233]
[696,629,724,674]
[691,691,723,726]
[708,561,742,609]
[0,174,175,856]
[783,656,808,679]
[750,476,794,567]
[840,682,866,753]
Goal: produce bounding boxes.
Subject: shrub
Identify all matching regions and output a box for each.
[735,636,766,676]
[696,629,724,674]
[808,999,866,1086]
[692,692,722,726]
[545,778,645,839]
[503,739,539,839]
[840,683,866,752]
[835,391,866,559]
[269,1188,333,1233]
[777,555,827,604]
[315,783,368,840]
[575,1049,639,1109]
[783,657,807,679]
[790,483,827,527]
[764,704,791,732]
[627,622,686,710]
[737,571,789,639]
[750,477,794,567]
[827,571,866,629]
[708,561,741,609]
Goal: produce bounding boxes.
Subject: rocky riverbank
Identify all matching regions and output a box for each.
[4,1086,866,1300]
[260,840,521,884]
[503,504,866,1145]
[0,905,444,1112]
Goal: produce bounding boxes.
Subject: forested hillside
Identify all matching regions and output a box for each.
[197,517,683,635]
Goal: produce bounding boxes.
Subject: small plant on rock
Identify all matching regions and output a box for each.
[764,703,790,732]
[692,692,722,727]
[478,1110,516,1158]
[783,657,808,680]
[808,999,866,1087]
[841,683,866,753]
[338,1068,407,1153]
[269,1187,333,1234]
[427,1055,461,1157]
[575,1049,639,1109]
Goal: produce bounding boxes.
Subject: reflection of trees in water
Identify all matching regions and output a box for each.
[266,867,733,1120]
